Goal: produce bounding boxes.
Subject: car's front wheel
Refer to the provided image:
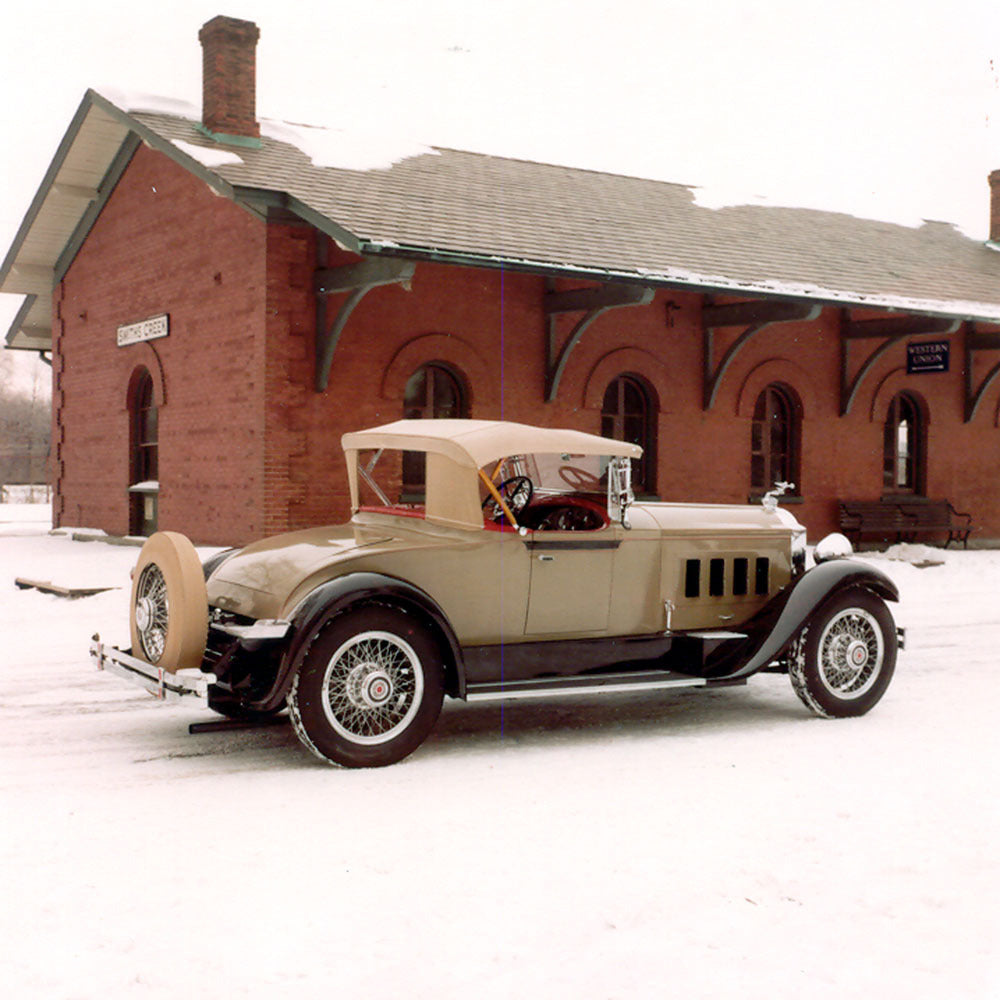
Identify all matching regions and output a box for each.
[288,606,444,767]
[789,587,897,718]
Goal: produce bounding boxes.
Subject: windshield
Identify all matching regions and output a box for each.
[354,449,616,509]
[489,454,611,497]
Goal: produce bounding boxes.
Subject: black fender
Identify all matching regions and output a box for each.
[705,558,899,679]
[251,572,465,712]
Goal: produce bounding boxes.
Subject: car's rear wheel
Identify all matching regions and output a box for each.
[130,531,208,670]
[789,587,897,718]
[288,606,444,767]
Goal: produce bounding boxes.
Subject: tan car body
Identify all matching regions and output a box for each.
[97,417,901,768]
[207,419,799,643]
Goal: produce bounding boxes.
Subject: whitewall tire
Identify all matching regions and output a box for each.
[790,587,897,718]
[288,606,444,768]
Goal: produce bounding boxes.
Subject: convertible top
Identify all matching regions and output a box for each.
[342,419,642,469]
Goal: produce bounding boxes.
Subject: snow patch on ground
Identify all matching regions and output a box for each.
[881,542,948,567]
[1,506,996,998]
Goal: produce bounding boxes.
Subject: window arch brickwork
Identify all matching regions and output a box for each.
[381,333,493,413]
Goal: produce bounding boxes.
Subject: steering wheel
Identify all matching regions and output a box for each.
[558,465,603,491]
[482,476,534,520]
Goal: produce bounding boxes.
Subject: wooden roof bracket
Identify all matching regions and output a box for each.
[701,299,821,410]
[839,313,960,416]
[314,255,415,391]
[964,324,1000,422]
[544,281,653,402]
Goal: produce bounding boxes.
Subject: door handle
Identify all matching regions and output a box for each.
[537,554,555,562]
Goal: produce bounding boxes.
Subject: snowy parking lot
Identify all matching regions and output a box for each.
[1,504,997,998]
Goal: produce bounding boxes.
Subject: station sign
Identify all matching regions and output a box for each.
[117,314,169,347]
[906,340,949,374]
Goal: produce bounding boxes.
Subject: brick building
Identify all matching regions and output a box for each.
[2,15,999,547]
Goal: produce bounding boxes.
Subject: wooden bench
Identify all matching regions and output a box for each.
[838,499,974,548]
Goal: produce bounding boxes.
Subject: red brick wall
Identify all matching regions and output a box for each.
[53,147,1000,547]
[55,143,267,546]
[258,235,1000,543]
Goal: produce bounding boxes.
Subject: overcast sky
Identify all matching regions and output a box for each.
[2,0,999,392]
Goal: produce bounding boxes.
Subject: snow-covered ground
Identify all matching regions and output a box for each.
[1,505,997,998]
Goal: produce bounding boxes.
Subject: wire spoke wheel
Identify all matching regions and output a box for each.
[789,587,897,718]
[135,563,170,662]
[288,607,444,768]
[816,607,884,699]
[322,631,423,744]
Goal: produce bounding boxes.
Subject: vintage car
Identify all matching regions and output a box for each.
[91,418,902,767]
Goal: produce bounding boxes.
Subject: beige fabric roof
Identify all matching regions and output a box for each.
[342,419,642,468]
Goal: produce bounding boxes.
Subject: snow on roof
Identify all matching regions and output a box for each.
[93,86,200,122]
[259,119,439,173]
[172,139,243,170]
[95,86,438,172]
[692,183,931,232]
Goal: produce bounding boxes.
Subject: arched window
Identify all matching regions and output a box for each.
[751,383,801,496]
[883,391,926,494]
[402,363,468,498]
[601,374,657,495]
[128,368,159,536]
[403,362,466,421]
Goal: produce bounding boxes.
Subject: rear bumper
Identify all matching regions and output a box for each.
[90,636,215,701]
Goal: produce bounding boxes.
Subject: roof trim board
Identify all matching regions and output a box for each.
[3,295,49,352]
[358,239,1000,326]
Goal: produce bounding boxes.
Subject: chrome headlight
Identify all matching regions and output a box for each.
[814,532,853,564]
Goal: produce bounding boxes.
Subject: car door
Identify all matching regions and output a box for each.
[523,531,619,635]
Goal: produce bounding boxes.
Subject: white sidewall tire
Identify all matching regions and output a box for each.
[288,606,444,768]
[791,587,897,718]
[129,531,208,670]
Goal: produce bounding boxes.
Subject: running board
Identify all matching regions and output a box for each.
[465,670,744,703]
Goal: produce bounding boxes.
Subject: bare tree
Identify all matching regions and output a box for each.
[0,350,51,488]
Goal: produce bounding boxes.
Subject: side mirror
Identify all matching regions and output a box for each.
[607,457,635,529]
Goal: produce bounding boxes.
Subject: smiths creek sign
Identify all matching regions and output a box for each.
[117,314,169,347]
[906,340,949,374]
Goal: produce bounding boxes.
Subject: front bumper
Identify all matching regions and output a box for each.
[90,636,215,702]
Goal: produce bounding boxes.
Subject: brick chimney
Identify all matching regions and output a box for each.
[990,170,1000,243]
[198,15,260,141]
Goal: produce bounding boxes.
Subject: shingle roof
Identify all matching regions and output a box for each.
[5,89,1000,350]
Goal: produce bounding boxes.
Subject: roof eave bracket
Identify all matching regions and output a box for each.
[839,314,961,416]
[314,256,415,392]
[701,300,822,410]
[964,325,1000,422]
[544,282,654,403]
